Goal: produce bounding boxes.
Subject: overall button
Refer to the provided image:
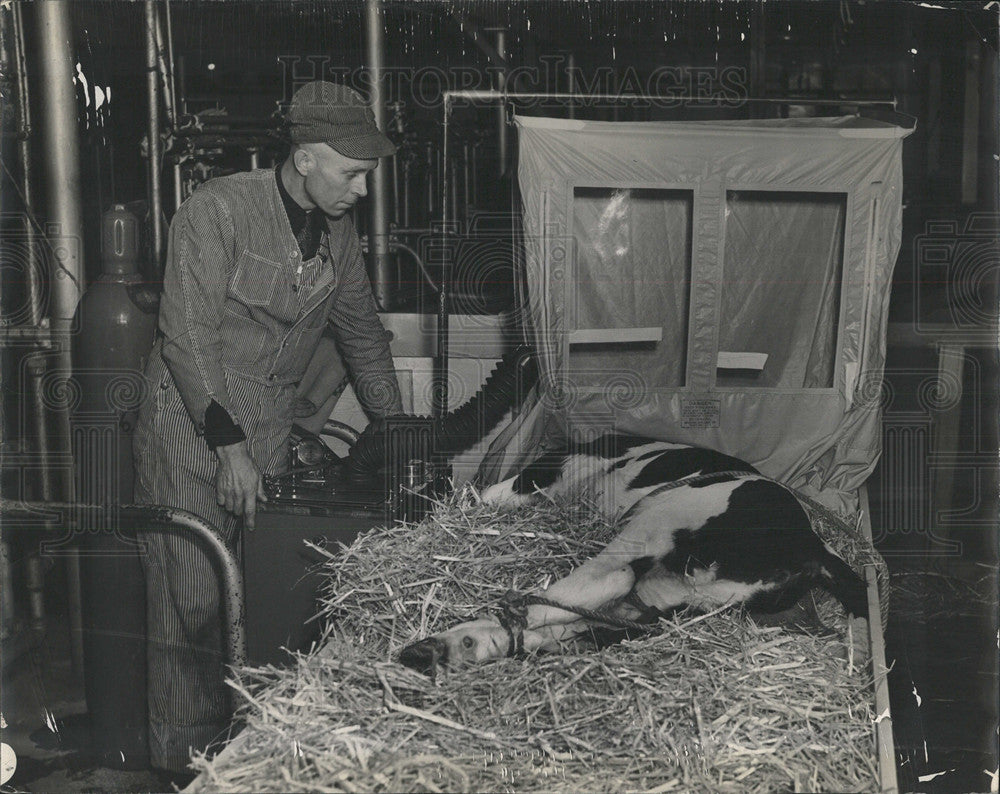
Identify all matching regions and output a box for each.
[267,374,276,382]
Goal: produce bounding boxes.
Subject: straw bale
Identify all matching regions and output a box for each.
[191,487,881,793]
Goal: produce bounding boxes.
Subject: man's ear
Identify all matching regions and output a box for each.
[293,147,314,176]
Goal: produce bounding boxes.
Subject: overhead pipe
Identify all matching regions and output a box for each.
[144,1,164,269]
[364,0,394,310]
[437,89,898,108]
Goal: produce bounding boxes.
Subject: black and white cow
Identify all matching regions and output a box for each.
[399,434,868,675]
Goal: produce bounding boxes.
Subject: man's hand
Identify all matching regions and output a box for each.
[214,441,267,529]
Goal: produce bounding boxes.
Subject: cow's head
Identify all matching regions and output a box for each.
[398,615,515,675]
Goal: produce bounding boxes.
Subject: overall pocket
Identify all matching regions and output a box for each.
[231,249,283,307]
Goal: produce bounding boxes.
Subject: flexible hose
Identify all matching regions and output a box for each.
[344,344,537,480]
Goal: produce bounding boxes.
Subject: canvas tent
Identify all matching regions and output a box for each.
[481,115,912,514]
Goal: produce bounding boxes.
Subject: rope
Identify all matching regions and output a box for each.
[492,589,656,658]
[519,593,656,633]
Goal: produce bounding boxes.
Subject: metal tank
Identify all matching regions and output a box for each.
[72,204,158,770]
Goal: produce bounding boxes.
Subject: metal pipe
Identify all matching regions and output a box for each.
[173,158,183,211]
[435,146,442,212]
[25,548,46,632]
[434,98,452,419]
[144,1,164,269]
[402,158,411,227]
[424,141,435,221]
[470,141,478,208]
[0,541,14,638]
[390,240,439,294]
[389,102,403,224]
[152,5,176,129]
[34,0,84,321]
[462,142,470,214]
[750,2,766,120]
[449,156,459,229]
[34,0,86,670]
[440,88,898,108]
[364,0,393,310]
[384,226,435,236]
[164,0,178,127]
[493,29,508,178]
[11,2,43,326]
[0,500,246,673]
[177,54,186,116]
[391,148,400,224]
[566,53,576,120]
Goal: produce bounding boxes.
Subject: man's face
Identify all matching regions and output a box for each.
[301,144,378,218]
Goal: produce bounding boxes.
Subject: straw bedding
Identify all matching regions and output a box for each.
[190,488,882,793]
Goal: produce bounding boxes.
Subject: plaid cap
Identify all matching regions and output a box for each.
[287,81,396,159]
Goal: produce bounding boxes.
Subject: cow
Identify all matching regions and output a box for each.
[398,434,869,676]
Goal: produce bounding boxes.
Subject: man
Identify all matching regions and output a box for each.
[133,80,403,775]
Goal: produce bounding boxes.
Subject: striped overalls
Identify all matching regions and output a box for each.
[133,169,401,772]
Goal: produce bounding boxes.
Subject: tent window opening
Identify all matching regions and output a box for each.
[567,187,693,391]
[718,190,847,389]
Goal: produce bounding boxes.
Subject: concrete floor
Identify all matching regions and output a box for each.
[1,605,181,794]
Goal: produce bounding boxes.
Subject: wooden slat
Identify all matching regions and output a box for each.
[717,351,768,370]
[568,326,663,345]
[859,486,898,794]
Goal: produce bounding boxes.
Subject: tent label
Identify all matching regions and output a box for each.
[680,398,721,429]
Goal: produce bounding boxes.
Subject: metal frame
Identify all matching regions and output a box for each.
[432,87,898,417]
[0,500,246,677]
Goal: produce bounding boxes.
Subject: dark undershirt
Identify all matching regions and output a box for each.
[203,161,322,450]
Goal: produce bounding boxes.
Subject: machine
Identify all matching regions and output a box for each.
[244,347,536,665]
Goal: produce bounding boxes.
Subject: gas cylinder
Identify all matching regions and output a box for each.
[72,204,158,770]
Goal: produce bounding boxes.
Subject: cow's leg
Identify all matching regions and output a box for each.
[479,474,534,507]
[522,558,637,631]
[520,487,720,631]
